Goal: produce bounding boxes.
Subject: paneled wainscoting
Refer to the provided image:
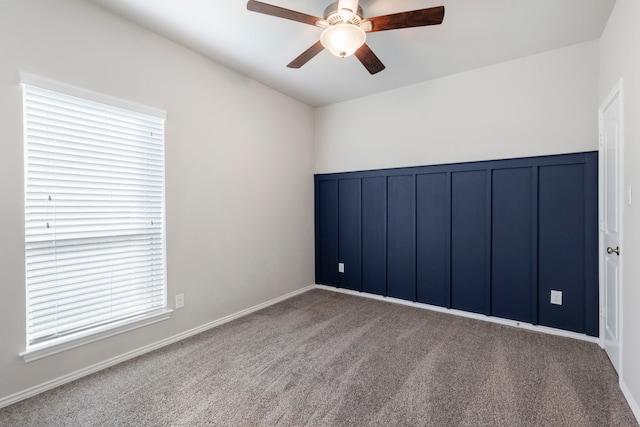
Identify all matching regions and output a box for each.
[314,152,598,336]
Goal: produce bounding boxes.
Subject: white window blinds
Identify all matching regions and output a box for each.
[23,83,167,347]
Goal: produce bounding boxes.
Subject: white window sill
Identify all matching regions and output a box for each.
[20,309,173,363]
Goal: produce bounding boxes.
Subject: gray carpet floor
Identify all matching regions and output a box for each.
[0,289,637,426]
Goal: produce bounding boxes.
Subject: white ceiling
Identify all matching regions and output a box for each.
[88,0,616,107]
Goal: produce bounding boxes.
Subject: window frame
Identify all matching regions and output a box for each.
[19,73,171,362]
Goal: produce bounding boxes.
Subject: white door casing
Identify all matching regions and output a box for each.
[599,80,623,374]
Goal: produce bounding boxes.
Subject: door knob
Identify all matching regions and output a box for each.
[607,246,620,256]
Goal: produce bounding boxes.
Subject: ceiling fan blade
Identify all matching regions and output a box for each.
[247,0,320,26]
[354,43,385,74]
[365,6,445,32]
[287,41,325,69]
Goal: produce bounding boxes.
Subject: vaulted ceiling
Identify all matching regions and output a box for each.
[89,0,616,107]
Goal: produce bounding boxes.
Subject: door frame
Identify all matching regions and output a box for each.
[598,79,624,374]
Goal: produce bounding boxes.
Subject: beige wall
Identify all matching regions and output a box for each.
[0,0,314,402]
[315,41,599,174]
[600,0,640,419]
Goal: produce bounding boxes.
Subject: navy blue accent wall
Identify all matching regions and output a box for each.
[314,152,599,337]
[452,171,489,315]
[338,179,362,291]
[361,177,387,296]
[387,176,416,301]
[491,168,533,323]
[416,173,450,307]
[584,154,599,336]
[538,164,586,333]
[316,180,338,286]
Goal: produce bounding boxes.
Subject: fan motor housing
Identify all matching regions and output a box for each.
[323,2,364,25]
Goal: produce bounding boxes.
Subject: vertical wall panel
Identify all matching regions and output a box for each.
[538,164,585,333]
[451,170,488,314]
[317,180,338,286]
[491,168,533,322]
[584,152,599,337]
[530,167,539,325]
[362,177,386,295]
[338,179,362,291]
[387,175,416,301]
[416,173,450,307]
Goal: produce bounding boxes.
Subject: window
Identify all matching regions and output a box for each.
[21,76,169,361]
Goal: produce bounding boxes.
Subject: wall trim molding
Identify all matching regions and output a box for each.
[620,378,640,424]
[0,285,315,409]
[315,284,600,344]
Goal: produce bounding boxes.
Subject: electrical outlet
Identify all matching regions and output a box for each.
[175,294,185,309]
[550,290,562,305]
[338,262,345,273]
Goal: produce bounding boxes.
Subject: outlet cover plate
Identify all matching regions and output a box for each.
[338,263,345,273]
[550,290,562,305]
[176,294,185,309]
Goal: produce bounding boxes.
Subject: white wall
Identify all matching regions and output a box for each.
[600,0,640,419]
[0,0,314,402]
[315,41,599,174]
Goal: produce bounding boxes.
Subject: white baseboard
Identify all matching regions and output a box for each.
[0,285,315,410]
[620,378,640,424]
[315,284,600,344]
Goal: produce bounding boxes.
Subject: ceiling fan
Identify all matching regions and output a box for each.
[247,0,445,74]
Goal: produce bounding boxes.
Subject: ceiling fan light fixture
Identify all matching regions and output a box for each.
[320,23,366,58]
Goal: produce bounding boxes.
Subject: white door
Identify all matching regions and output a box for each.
[599,82,623,374]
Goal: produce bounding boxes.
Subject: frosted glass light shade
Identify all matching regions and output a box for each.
[320,23,366,58]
